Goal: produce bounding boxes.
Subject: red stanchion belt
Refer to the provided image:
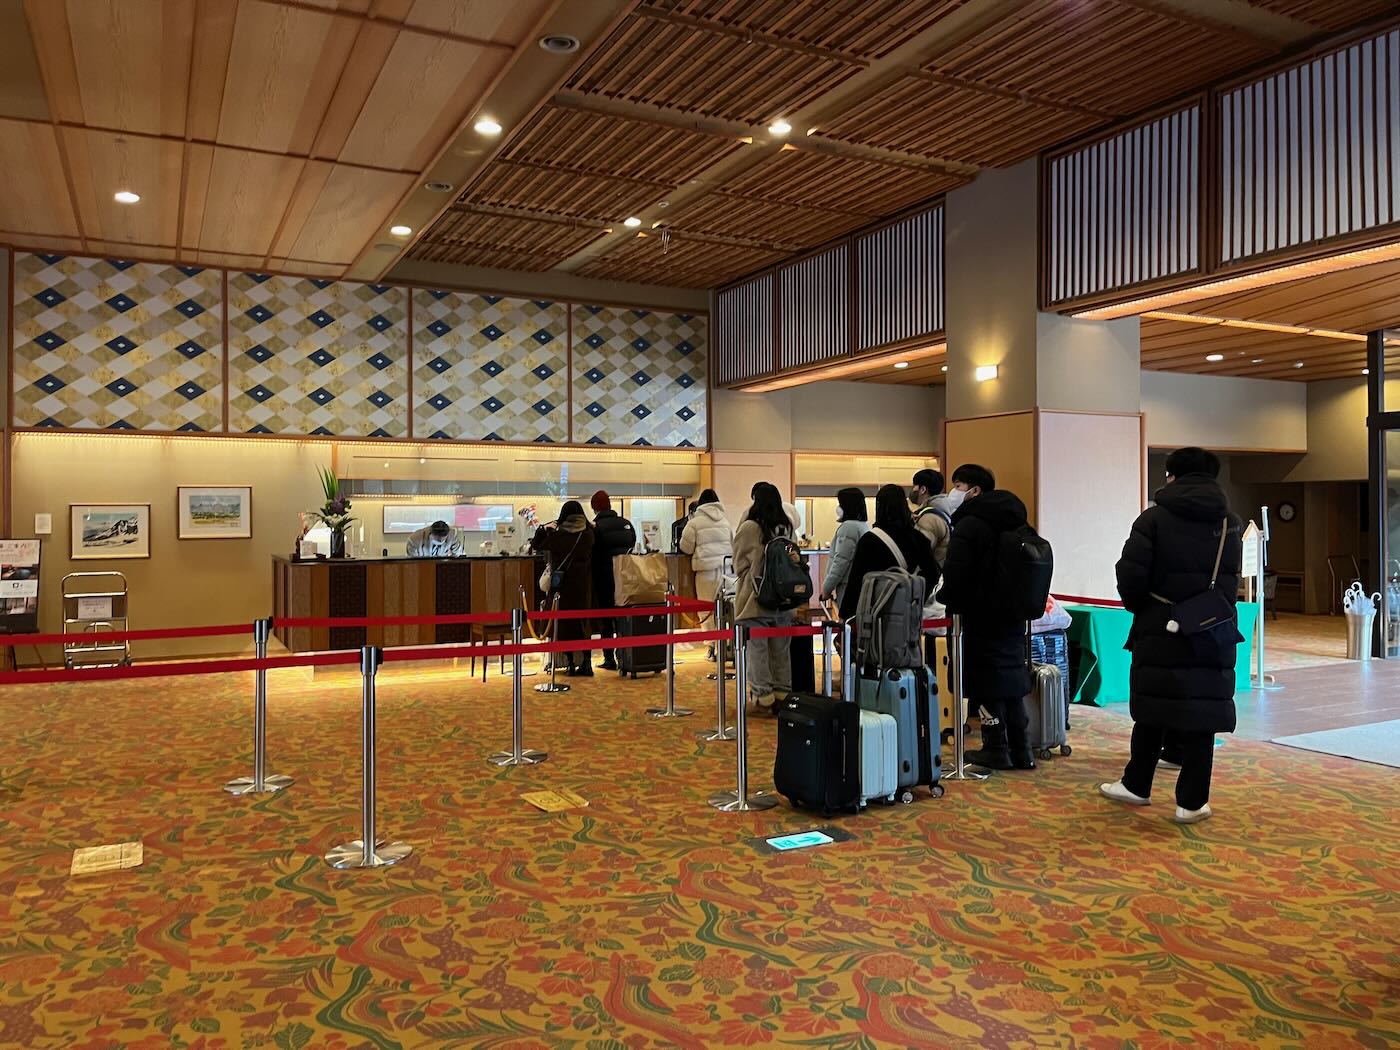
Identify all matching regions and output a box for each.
[746,624,823,640]
[1052,594,1125,608]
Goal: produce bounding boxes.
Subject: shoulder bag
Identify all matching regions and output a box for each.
[1153,517,1233,635]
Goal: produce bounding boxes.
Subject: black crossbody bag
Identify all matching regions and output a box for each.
[1153,517,1233,635]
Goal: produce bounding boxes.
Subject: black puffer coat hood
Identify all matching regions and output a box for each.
[951,489,1028,532]
[1152,474,1230,522]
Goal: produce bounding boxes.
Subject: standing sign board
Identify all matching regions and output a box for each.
[0,540,41,633]
[1241,522,1261,580]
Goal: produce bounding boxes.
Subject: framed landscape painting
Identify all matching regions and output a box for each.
[178,486,252,540]
[71,505,151,560]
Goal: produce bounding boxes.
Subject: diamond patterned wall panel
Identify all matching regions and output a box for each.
[412,290,568,443]
[227,275,408,437]
[13,253,224,432]
[571,307,707,448]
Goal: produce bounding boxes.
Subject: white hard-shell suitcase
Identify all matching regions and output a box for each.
[857,710,898,808]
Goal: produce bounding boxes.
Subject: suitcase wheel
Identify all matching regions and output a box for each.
[930,783,945,799]
[1038,748,1053,759]
[899,789,914,805]
[1060,744,1073,757]
[940,728,953,744]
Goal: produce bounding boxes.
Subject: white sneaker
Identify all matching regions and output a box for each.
[1158,758,1182,770]
[1099,781,1151,806]
[1172,803,1212,824]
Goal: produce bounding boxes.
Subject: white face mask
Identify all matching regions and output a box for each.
[835,507,845,522]
[944,488,967,512]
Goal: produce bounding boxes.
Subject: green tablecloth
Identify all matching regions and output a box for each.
[1064,602,1259,705]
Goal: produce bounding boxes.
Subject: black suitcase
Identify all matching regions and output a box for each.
[615,611,666,678]
[773,692,861,817]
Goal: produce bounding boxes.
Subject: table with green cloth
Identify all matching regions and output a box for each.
[1064,601,1259,705]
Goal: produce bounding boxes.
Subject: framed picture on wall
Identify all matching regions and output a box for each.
[178,486,253,540]
[70,505,151,560]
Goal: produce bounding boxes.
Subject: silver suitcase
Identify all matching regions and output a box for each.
[1026,662,1072,758]
[857,710,898,807]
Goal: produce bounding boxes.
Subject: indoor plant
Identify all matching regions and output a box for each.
[309,467,356,558]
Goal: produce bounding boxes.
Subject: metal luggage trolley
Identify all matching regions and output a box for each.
[61,572,133,669]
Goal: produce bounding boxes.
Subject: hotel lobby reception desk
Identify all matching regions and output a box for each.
[271,555,540,653]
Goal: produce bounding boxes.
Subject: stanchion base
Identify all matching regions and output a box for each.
[1251,675,1284,692]
[487,749,549,767]
[534,682,571,693]
[324,840,413,869]
[646,706,694,718]
[223,773,293,796]
[708,789,778,811]
[697,725,736,740]
[944,765,992,781]
[705,672,736,681]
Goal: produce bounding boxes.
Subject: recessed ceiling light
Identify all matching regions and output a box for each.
[941,365,948,372]
[390,225,412,236]
[419,457,427,464]
[424,181,454,193]
[474,118,502,136]
[539,34,579,53]
[768,119,792,137]
[1251,358,1264,364]
[114,190,140,204]
[1294,362,1305,368]
[1205,353,1224,362]
[624,216,642,228]
[893,361,909,369]
[1363,368,1370,375]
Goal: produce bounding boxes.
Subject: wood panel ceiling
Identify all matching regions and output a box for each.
[1139,254,1400,381]
[0,0,1388,290]
[405,0,1384,288]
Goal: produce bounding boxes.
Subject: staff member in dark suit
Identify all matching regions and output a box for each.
[590,490,636,671]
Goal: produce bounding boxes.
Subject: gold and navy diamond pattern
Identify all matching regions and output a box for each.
[412,290,568,443]
[13,253,223,431]
[228,275,407,437]
[571,306,707,447]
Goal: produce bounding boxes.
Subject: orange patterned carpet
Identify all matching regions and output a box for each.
[1,658,1398,1048]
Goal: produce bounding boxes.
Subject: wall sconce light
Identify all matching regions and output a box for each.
[974,365,999,382]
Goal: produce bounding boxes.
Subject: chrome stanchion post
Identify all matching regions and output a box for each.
[326,646,412,868]
[225,617,293,795]
[841,620,855,702]
[1253,521,1281,691]
[944,614,989,782]
[705,591,735,683]
[491,609,548,766]
[699,593,735,740]
[649,586,693,718]
[821,620,834,697]
[709,623,777,811]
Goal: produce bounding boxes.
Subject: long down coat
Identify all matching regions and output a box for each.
[1116,474,1243,734]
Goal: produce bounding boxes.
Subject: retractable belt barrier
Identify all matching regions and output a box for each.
[1052,594,1125,607]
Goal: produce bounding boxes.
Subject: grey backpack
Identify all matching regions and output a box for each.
[854,528,926,671]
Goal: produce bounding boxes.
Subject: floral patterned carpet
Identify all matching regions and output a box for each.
[1,658,1397,1049]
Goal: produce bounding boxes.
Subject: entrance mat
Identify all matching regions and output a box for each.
[1273,718,1400,769]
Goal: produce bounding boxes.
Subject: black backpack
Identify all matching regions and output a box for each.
[994,523,1054,621]
[756,532,811,611]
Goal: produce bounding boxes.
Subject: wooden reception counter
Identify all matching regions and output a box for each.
[271,555,541,653]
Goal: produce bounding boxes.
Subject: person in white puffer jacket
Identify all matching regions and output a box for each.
[679,489,734,659]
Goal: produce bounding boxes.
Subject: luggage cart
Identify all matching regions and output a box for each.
[62,572,132,669]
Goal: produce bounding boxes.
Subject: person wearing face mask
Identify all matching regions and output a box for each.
[910,469,956,568]
[820,487,869,610]
[936,464,1037,770]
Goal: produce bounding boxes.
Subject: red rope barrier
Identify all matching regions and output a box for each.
[1053,594,1125,608]
[921,617,951,630]
[380,628,732,664]
[747,624,823,640]
[0,622,252,648]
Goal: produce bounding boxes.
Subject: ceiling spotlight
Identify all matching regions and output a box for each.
[114,190,140,204]
[1294,362,1305,368]
[624,216,642,228]
[390,225,412,236]
[474,118,502,136]
[539,34,579,53]
[424,181,454,193]
[1251,358,1264,364]
[1363,368,1370,375]
[1205,353,1224,362]
[893,361,909,369]
[768,119,792,137]
[941,365,948,372]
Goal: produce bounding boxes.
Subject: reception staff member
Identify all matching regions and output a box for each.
[406,520,464,557]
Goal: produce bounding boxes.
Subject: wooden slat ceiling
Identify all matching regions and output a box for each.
[0,0,566,274]
[1139,255,1400,382]
[410,0,1385,288]
[0,0,1386,289]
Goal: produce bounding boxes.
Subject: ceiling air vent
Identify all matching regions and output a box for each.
[538,34,579,54]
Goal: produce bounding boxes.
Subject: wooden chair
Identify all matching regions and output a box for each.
[468,560,523,681]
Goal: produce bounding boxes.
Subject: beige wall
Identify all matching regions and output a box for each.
[711,381,944,455]
[1036,314,1141,412]
[12,433,334,659]
[1287,378,1367,482]
[1141,370,1308,452]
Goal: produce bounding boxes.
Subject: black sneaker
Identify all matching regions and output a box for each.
[963,747,1014,770]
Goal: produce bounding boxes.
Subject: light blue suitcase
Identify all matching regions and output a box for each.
[855,667,944,801]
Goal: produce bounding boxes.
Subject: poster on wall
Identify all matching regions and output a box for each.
[178,486,252,540]
[0,539,41,633]
[71,505,151,560]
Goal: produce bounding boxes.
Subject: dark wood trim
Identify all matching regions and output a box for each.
[1366,329,1387,656]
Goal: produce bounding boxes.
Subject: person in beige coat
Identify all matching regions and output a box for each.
[732,482,794,714]
[679,489,733,659]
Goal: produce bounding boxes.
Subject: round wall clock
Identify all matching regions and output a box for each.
[1277,501,1297,523]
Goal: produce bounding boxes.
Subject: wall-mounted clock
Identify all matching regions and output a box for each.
[1277,501,1297,523]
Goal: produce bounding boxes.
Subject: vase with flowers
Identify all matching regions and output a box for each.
[309,467,356,558]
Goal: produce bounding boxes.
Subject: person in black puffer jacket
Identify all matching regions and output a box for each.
[936,464,1036,770]
[590,490,637,671]
[1100,447,1242,825]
